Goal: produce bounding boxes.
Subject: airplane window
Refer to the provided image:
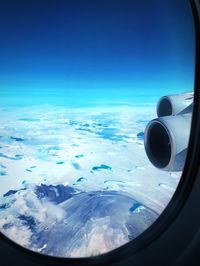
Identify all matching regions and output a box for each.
[0,0,195,259]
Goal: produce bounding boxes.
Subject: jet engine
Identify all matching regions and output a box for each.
[144,92,193,171]
[156,92,193,117]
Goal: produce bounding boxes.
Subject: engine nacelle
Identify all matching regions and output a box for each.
[157,92,193,117]
[144,92,193,172]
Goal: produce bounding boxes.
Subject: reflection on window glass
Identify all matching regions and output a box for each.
[0,0,195,258]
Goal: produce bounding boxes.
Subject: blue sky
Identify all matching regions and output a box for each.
[0,0,195,106]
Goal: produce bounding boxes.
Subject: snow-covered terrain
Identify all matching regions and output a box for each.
[0,105,181,257]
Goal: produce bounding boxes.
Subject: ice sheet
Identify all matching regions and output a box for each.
[0,105,181,257]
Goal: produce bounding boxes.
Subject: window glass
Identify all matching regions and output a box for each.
[0,0,195,258]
